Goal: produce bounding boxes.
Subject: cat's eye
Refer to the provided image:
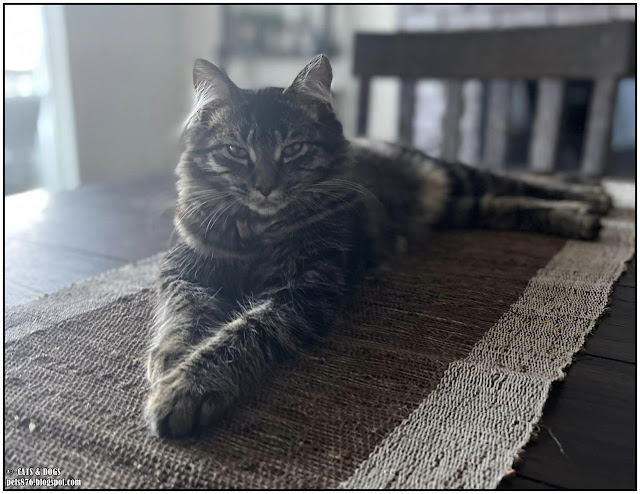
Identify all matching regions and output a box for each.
[225,145,249,160]
[282,142,306,159]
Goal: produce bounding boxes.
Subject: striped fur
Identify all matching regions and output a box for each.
[145,57,612,437]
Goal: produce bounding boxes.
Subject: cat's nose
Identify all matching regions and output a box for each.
[255,184,275,197]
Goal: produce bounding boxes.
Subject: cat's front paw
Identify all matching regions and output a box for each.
[144,371,225,438]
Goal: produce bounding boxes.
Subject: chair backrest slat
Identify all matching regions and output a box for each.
[357,77,371,136]
[530,79,565,173]
[398,79,417,145]
[481,80,510,170]
[582,77,618,176]
[440,81,464,162]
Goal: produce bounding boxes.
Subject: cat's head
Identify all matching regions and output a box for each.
[179,55,347,218]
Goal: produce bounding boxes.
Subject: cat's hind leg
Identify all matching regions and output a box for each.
[509,174,613,215]
[472,196,602,240]
[426,162,611,238]
[431,161,611,215]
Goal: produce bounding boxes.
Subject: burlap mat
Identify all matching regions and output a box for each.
[5,214,634,489]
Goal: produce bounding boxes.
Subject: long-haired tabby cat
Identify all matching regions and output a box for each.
[145,55,611,437]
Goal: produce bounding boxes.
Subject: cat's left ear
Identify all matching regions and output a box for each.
[285,54,333,105]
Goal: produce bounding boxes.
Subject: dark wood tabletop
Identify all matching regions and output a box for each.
[5,171,636,489]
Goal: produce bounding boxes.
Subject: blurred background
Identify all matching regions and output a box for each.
[4,4,636,197]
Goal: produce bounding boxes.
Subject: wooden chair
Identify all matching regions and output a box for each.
[353,21,635,176]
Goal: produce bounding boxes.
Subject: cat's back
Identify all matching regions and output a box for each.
[347,138,441,191]
[346,138,451,245]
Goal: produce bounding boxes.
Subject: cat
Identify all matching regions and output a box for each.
[145,55,611,438]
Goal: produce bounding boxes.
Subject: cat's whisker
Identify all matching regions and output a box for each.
[295,195,329,215]
[199,199,232,230]
[180,193,234,221]
[329,180,377,198]
[306,189,359,212]
[202,202,232,231]
[314,179,381,205]
[205,200,237,233]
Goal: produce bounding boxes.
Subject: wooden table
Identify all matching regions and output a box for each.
[5,172,636,489]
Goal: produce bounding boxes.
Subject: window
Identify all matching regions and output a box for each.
[5,5,45,195]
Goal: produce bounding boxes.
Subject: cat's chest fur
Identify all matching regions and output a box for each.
[181,207,360,299]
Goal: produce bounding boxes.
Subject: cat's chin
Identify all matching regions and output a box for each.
[243,201,288,216]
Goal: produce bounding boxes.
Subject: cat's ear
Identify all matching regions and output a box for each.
[193,59,238,103]
[286,54,333,105]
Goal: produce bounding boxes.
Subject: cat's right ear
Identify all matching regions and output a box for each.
[193,59,238,103]
[285,54,333,106]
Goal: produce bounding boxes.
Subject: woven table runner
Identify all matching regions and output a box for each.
[5,212,634,489]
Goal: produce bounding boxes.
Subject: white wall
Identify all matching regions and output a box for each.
[180,6,224,117]
[64,6,196,184]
